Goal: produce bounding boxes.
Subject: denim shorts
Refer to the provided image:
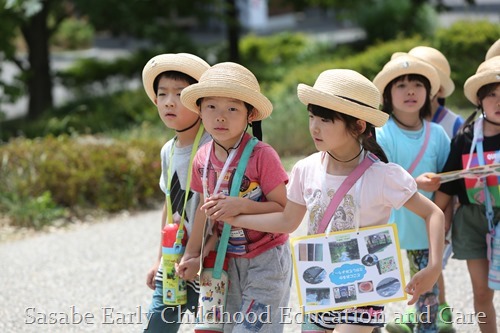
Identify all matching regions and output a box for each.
[143,280,199,332]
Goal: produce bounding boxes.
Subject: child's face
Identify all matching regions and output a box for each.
[308,112,358,152]
[390,77,427,115]
[481,84,500,123]
[200,97,254,147]
[154,77,199,130]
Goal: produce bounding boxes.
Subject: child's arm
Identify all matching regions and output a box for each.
[176,196,206,280]
[401,192,445,305]
[146,202,167,290]
[202,183,287,221]
[223,199,307,234]
[177,231,218,281]
[415,172,441,192]
[434,190,453,234]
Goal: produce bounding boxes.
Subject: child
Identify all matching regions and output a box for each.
[407,46,464,138]
[141,53,211,332]
[217,68,445,333]
[405,45,464,331]
[177,62,292,332]
[434,56,500,333]
[372,54,451,333]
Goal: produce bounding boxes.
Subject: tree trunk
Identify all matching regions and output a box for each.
[21,1,53,119]
[225,0,240,62]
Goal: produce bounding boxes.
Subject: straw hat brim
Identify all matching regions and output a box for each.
[486,39,500,60]
[464,71,500,105]
[373,57,440,98]
[406,47,455,97]
[436,69,455,98]
[180,82,273,121]
[142,53,210,105]
[297,84,389,127]
[394,51,455,97]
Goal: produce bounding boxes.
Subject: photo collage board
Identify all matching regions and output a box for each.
[290,224,406,313]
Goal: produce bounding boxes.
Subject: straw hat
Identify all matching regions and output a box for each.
[180,62,273,121]
[142,53,210,105]
[408,46,455,97]
[373,54,440,99]
[463,56,500,106]
[297,69,389,127]
[391,52,406,60]
[485,39,500,60]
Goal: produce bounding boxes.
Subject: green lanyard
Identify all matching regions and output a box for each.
[165,124,204,245]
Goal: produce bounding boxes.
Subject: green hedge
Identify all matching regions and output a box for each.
[2,21,498,228]
[264,37,425,156]
[0,135,164,228]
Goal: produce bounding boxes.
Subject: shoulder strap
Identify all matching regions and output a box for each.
[212,137,259,278]
[407,121,431,174]
[317,153,378,234]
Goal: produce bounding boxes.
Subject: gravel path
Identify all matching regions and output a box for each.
[1,209,498,332]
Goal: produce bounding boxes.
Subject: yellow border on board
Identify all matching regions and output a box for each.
[290,224,407,314]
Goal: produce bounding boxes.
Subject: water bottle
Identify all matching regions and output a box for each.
[487,222,500,290]
[162,223,187,305]
[195,251,229,333]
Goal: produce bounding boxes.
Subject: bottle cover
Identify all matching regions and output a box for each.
[162,223,187,305]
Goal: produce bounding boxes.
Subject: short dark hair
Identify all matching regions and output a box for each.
[153,71,197,96]
[195,98,255,118]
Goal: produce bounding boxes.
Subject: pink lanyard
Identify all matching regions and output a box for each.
[317,153,379,234]
[407,121,431,175]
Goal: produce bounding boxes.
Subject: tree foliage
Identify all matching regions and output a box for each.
[0,0,214,121]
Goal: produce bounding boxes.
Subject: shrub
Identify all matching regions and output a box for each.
[0,135,164,227]
[356,0,437,42]
[240,32,334,83]
[0,89,156,141]
[265,37,424,156]
[51,17,94,50]
[434,20,500,107]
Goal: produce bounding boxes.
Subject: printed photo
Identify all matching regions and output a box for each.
[376,277,401,297]
[361,254,379,266]
[299,243,324,261]
[358,281,374,293]
[365,230,393,254]
[376,256,398,275]
[306,288,331,306]
[303,266,327,285]
[328,239,360,264]
[333,284,357,303]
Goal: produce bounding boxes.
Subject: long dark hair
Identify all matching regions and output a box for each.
[382,74,433,120]
[308,104,388,163]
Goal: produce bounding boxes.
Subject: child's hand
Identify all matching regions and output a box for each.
[146,262,160,290]
[202,193,245,221]
[405,265,441,305]
[176,255,200,281]
[415,173,441,192]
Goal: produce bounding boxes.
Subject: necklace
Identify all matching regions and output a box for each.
[176,118,200,133]
[483,116,500,127]
[392,114,422,130]
[327,147,364,163]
